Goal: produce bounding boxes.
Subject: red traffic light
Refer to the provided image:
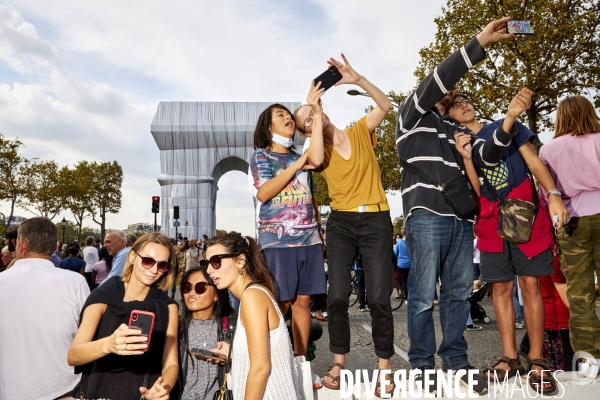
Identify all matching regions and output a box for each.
[152,196,160,202]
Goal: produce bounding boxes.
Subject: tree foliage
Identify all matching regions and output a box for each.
[90,161,124,239]
[61,161,95,242]
[19,160,62,219]
[415,0,600,143]
[0,134,28,227]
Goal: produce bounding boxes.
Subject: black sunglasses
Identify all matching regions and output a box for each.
[133,250,170,273]
[199,253,240,269]
[182,281,209,295]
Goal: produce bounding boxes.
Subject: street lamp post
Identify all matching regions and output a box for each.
[61,217,66,244]
[347,89,399,108]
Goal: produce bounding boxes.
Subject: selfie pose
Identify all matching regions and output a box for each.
[449,91,568,394]
[293,54,395,396]
[68,232,179,400]
[178,267,236,400]
[204,232,300,400]
[249,83,326,359]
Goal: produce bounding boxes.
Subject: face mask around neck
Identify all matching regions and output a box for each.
[271,133,294,148]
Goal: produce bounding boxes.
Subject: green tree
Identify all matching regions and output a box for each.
[415,0,600,145]
[60,161,95,242]
[90,161,123,239]
[393,216,405,236]
[215,229,228,236]
[0,134,28,226]
[312,173,332,207]
[19,160,63,220]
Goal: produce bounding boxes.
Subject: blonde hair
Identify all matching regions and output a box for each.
[293,104,310,136]
[122,232,175,291]
[554,96,600,138]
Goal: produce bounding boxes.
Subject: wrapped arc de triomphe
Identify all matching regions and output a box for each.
[151,101,301,239]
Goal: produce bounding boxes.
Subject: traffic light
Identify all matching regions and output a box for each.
[151,196,160,213]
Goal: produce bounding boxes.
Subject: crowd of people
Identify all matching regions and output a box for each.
[1,15,599,400]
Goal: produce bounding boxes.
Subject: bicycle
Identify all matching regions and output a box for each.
[349,271,404,311]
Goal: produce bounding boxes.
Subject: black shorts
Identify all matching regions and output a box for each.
[480,241,554,283]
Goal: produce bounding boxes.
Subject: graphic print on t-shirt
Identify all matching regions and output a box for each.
[250,149,320,249]
[483,160,509,190]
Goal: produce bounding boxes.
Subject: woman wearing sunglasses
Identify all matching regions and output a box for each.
[248,83,326,362]
[177,267,235,399]
[68,232,178,400]
[203,232,300,399]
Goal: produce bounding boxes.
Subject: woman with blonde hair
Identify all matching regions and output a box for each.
[539,95,600,371]
[68,232,179,400]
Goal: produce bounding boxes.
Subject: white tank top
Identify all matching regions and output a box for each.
[230,286,301,399]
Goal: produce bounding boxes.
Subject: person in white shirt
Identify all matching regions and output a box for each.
[83,236,99,287]
[183,238,205,273]
[0,217,90,400]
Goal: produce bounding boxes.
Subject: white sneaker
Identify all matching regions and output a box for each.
[578,358,600,377]
[322,311,328,318]
[515,322,524,329]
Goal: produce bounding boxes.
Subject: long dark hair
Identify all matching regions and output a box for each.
[253,103,294,150]
[179,267,233,374]
[206,232,274,293]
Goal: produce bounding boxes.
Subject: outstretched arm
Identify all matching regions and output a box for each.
[471,88,532,168]
[396,17,514,135]
[328,54,392,132]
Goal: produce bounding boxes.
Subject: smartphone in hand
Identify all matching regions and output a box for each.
[128,310,155,352]
[507,20,534,35]
[314,66,342,91]
[191,348,227,363]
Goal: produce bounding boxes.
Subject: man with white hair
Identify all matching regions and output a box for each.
[101,230,130,283]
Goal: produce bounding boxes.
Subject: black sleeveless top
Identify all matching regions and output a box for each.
[72,277,177,400]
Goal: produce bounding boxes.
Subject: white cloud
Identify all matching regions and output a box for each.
[0,0,449,236]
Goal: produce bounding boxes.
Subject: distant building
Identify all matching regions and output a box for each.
[124,222,161,235]
[6,216,26,226]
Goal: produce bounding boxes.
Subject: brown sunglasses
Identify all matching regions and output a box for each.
[199,253,240,269]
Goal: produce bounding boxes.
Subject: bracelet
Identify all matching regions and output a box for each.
[546,189,562,198]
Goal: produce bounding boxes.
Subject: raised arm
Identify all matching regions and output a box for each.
[396,17,514,134]
[454,132,481,195]
[471,88,532,168]
[254,151,313,203]
[305,81,325,167]
[328,54,392,132]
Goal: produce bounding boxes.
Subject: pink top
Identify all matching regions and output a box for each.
[92,260,108,285]
[539,132,600,218]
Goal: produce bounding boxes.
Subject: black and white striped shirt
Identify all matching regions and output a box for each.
[395,37,517,218]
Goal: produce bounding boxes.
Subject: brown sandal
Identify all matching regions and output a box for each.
[374,373,395,398]
[527,358,557,395]
[482,355,525,381]
[322,362,345,390]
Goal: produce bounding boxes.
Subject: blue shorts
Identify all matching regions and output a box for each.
[261,244,326,302]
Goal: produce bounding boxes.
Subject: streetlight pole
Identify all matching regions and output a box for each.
[61,217,66,244]
[347,89,399,108]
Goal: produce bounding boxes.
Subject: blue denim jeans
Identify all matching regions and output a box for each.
[512,277,524,323]
[405,209,473,369]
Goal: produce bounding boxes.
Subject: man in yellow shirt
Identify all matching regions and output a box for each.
[294,54,394,396]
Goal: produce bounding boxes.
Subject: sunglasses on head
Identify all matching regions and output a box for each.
[182,281,210,295]
[133,250,170,273]
[199,253,240,269]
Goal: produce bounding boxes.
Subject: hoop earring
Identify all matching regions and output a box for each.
[238,268,244,276]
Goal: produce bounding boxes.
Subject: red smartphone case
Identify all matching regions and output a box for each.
[128,310,155,352]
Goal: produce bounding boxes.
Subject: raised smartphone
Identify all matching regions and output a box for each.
[507,20,534,35]
[313,66,342,91]
[128,310,155,352]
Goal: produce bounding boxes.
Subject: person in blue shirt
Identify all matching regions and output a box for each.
[393,231,411,303]
[59,246,86,275]
[101,230,130,284]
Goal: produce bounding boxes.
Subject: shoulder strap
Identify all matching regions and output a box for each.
[399,158,439,187]
[433,111,468,172]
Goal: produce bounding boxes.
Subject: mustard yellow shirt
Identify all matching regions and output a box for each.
[320,116,388,210]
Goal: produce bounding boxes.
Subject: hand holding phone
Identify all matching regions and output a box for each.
[191,348,228,364]
[313,66,342,91]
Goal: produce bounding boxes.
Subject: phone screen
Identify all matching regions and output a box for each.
[507,20,534,35]
[313,66,342,91]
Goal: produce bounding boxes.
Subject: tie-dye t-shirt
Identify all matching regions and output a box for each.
[250,148,321,249]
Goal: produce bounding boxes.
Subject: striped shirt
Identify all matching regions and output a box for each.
[395,37,517,218]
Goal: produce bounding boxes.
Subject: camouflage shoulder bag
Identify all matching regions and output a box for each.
[481,173,538,244]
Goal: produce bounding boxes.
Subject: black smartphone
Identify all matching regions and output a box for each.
[191,348,227,363]
[314,66,342,91]
[128,310,155,352]
[507,20,534,35]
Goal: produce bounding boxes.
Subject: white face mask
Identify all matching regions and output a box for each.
[272,133,294,148]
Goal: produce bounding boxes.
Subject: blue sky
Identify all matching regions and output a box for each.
[0,0,556,236]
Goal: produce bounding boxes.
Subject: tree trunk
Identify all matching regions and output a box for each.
[7,194,16,227]
[527,107,543,153]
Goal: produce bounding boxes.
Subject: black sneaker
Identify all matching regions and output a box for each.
[413,368,439,395]
[442,365,488,395]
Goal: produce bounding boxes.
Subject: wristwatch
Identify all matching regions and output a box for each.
[546,189,562,198]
